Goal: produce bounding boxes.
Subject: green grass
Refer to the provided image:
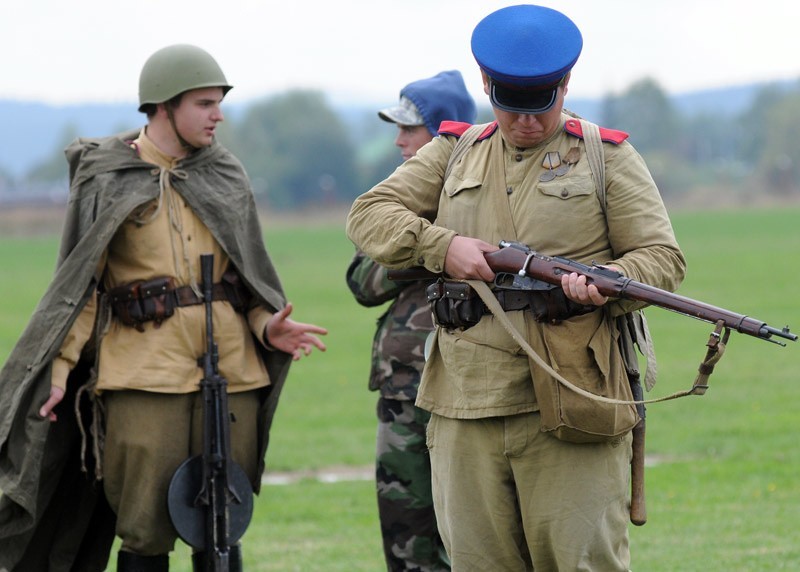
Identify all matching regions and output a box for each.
[1,206,799,570]
[626,206,800,571]
[258,223,385,471]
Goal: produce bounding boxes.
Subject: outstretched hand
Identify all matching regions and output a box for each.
[265,302,328,360]
[39,386,65,422]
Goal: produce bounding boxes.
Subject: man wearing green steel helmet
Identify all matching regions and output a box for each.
[138,43,234,152]
[0,44,327,571]
[138,43,233,108]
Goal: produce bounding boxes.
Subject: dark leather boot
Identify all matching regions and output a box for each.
[192,544,242,571]
[117,551,169,571]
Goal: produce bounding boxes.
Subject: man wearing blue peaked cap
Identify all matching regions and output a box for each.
[472,4,583,114]
[347,5,686,571]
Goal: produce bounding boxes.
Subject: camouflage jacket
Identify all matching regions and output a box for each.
[346,251,434,401]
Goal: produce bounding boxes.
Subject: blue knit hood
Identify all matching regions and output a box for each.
[401,70,477,136]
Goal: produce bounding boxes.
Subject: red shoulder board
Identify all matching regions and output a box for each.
[564,118,629,144]
[438,120,497,141]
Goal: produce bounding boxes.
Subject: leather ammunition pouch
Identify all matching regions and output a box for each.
[426,278,596,330]
[427,280,485,330]
[108,270,250,331]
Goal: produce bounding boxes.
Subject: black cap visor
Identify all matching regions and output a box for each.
[489,80,559,114]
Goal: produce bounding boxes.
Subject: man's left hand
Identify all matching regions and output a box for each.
[265,302,328,360]
[560,269,618,306]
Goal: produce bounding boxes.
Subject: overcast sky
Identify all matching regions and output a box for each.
[3,0,799,108]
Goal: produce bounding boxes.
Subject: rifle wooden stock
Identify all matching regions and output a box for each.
[489,240,796,344]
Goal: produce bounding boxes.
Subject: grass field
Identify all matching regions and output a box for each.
[1,205,798,571]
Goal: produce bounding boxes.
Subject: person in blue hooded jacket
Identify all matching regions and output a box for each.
[345,70,476,571]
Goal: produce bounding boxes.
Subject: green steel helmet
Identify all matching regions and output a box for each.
[138,44,233,111]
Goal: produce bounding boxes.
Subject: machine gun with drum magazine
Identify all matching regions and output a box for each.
[168,253,254,571]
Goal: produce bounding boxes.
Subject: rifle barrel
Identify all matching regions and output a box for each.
[611,280,796,342]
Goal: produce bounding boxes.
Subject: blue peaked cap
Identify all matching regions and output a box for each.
[399,70,477,136]
[471,4,583,87]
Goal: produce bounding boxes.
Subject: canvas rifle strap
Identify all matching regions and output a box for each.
[579,117,661,390]
[467,279,730,406]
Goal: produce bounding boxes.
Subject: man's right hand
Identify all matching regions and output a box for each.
[444,236,498,281]
[39,386,65,422]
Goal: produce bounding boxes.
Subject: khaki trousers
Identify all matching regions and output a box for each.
[427,412,632,571]
[102,390,260,554]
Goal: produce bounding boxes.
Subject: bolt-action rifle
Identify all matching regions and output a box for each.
[168,253,254,571]
[390,240,797,345]
[388,240,795,526]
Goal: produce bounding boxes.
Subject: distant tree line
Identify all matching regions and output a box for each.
[7,77,800,209]
[600,78,800,203]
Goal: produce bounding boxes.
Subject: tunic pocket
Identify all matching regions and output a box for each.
[437,174,484,230]
[537,174,595,202]
[443,172,482,198]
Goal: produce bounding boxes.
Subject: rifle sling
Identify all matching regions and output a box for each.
[465,279,727,406]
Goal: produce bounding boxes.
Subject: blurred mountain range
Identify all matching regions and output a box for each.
[0,80,784,180]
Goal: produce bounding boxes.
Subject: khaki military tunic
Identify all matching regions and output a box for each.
[347,114,686,420]
[52,129,272,394]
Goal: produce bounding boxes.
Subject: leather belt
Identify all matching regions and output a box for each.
[107,272,249,331]
[170,282,230,307]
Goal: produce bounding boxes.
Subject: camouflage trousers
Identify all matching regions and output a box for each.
[376,397,451,572]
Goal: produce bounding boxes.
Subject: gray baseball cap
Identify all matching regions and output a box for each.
[378,96,425,126]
